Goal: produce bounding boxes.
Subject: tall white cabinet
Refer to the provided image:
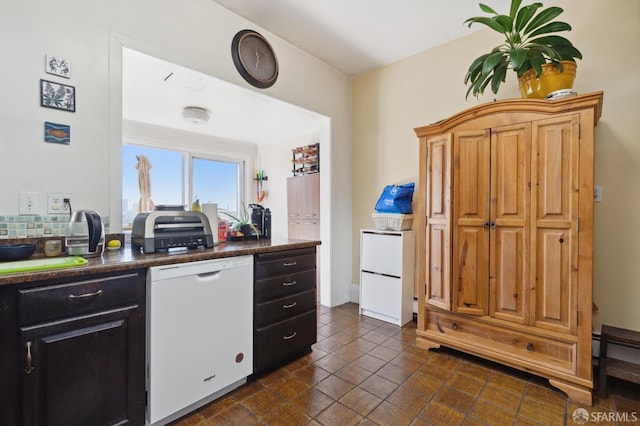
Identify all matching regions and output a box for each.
[359,229,415,326]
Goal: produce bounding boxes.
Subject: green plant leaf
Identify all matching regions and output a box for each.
[490,62,508,94]
[553,45,583,60]
[531,35,574,47]
[495,15,514,32]
[514,3,542,32]
[529,56,544,77]
[482,51,507,76]
[529,21,571,38]
[464,16,510,33]
[524,7,565,35]
[510,48,527,71]
[509,0,524,19]
[529,44,561,61]
[479,3,498,15]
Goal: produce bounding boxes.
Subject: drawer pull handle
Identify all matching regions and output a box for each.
[282,280,297,286]
[283,302,297,309]
[282,261,297,267]
[25,341,34,374]
[527,342,535,352]
[451,322,458,330]
[283,332,297,340]
[68,290,103,300]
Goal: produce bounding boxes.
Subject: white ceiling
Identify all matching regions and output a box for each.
[122,48,324,145]
[210,0,512,75]
[123,1,513,144]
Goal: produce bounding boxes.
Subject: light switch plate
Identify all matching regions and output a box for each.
[594,186,602,203]
[19,192,39,214]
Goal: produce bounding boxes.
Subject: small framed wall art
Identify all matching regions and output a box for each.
[44,122,70,144]
[45,54,71,78]
[40,79,75,112]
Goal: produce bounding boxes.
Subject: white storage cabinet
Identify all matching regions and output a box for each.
[359,229,415,326]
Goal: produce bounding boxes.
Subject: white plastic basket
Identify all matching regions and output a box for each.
[372,213,413,231]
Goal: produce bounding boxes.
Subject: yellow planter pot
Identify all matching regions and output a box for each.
[518,61,577,99]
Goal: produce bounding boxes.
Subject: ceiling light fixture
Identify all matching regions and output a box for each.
[182,106,210,125]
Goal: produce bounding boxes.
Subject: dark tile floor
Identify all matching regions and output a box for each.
[171,303,639,425]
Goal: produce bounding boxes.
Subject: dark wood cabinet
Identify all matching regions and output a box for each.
[253,247,317,373]
[1,270,146,426]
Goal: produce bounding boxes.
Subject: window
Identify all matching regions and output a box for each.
[122,143,244,230]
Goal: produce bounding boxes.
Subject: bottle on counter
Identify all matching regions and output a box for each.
[218,218,229,243]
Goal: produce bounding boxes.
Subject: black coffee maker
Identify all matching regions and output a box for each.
[249,204,271,239]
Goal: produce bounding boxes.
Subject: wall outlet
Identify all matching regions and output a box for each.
[47,193,73,214]
[594,186,602,203]
[19,192,40,214]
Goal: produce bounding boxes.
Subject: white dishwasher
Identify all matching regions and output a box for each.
[147,255,253,425]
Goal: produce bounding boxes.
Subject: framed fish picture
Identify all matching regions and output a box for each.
[44,122,70,144]
[40,79,75,112]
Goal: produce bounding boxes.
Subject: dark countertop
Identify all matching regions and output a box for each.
[0,239,320,286]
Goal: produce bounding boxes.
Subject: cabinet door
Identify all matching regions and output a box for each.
[453,130,490,316]
[287,177,304,219]
[424,134,452,311]
[20,307,144,426]
[287,174,319,219]
[490,123,531,324]
[531,114,580,334]
[302,173,320,219]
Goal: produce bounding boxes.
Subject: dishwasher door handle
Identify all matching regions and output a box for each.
[196,271,222,280]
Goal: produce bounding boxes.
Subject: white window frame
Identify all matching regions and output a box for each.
[122,140,247,226]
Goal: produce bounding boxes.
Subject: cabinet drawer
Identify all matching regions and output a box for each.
[255,310,316,371]
[361,232,403,276]
[255,270,316,303]
[19,272,143,326]
[360,272,402,322]
[255,289,316,327]
[427,311,576,373]
[255,248,316,278]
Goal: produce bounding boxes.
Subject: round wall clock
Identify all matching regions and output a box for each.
[231,29,279,89]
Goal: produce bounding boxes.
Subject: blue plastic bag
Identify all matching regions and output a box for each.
[374,182,415,214]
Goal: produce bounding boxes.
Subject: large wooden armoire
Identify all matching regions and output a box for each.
[414,92,603,405]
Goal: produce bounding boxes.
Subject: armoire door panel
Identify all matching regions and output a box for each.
[491,124,531,224]
[534,115,579,223]
[425,135,452,311]
[454,131,490,223]
[453,131,489,316]
[490,123,530,324]
[492,227,527,323]
[454,227,488,315]
[532,115,579,334]
[427,225,451,310]
[427,136,450,220]
[535,229,576,333]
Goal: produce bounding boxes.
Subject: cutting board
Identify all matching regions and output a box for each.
[0,256,88,274]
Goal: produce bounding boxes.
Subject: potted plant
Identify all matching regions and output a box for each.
[464,0,582,99]
[221,203,259,239]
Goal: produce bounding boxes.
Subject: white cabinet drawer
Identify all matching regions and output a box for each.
[360,271,402,324]
[361,231,402,276]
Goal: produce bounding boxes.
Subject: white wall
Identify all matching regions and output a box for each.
[0,0,352,307]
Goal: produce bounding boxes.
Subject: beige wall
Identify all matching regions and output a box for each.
[352,0,640,332]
